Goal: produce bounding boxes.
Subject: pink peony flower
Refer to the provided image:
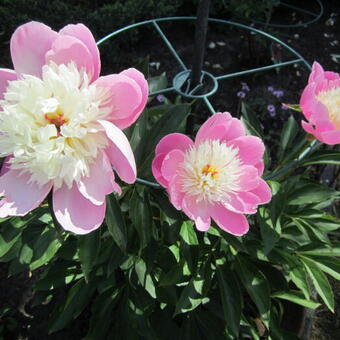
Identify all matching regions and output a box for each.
[0,22,148,234]
[300,61,340,145]
[152,113,271,235]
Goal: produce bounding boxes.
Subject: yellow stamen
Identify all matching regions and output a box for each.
[202,164,219,179]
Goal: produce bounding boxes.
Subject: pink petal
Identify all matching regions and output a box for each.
[161,149,184,182]
[300,83,317,120]
[117,68,149,126]
[224,116,247,141]
[314,120,334,132]
[224,192,260,214]
[77,151,120,205]
[182,195,211,231]
[0,69,17,99]
[308,62,325,83]
[301,120,316,134]
[254,161,264,176]
[238,165,259,191]
[324,71,340,81]
[227,136,264,165]
[95,73,143,129]
[167,175,185,210]
[99,120,136,184]
[53,183,105,234]
[10,21,58,77]
[195,112,233,143]
[155,133,193,155]
[309,100,331,123]
[211,204,249,236]
[195,124,228,145]
[320,130,340,145]
[152,153,168,187]
[250,178,272,204]
[45,35,95,81]
[59,24,101,81]
[0,169,52,216]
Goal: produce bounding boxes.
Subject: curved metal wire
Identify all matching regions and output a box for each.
[251,0,324,28]
[97,17,312,188]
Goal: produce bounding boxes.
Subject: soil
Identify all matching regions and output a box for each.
[0,0,340,339]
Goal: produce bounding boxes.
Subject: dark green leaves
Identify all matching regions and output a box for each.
[106,194,127,253]
[216,264,242,337]
[235,256,270,327]
[78,229,101,281]
[300,256,334,312]
[287,183,339,205]
[301,150,340,166]
[271,290,320,309]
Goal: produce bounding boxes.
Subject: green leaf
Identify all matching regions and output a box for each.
[129,111,148,166]
[148,73,168,94]
[271,290,320,309]
[105,194,127,253]
[85,288,120,340]
[159,260,186,286]
[301,150,340,166]
[278,115,299,161]
[258,207,280,255]
[300,256,334,312]
[180,221,199,246]
[282,103,301,112]
[241,102,263,138]
[130,188,152,250]
[134,258,156,298]
[0,231,21,258]
[287,183,338,205]
[77,229,100,281]
[300,256,340,281]
[49,278,97,333]
[30,240,61,271]
[216,264,242,337]
[174,272,204,316]
[298,242,340,257]
[235,256,270,326]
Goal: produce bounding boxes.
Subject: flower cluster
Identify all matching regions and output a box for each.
[6,24,334,237]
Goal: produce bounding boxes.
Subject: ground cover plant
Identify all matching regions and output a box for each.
[0,1,340,339]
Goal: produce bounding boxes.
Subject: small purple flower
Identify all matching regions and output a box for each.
[242,83,250,92]
[273,90,284,98]
[267,86,274,92]
[237,91,246,98]
[267,104,276,117]
[156,94,165,103]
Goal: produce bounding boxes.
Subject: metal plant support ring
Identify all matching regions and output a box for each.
[252,0,324,28]
[97,16,312,187]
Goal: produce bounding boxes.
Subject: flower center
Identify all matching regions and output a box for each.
[179,139,242,203]
[0,62,109,188]
[317,87,340,128]
[43,98,69,135]
[202,164,219,179]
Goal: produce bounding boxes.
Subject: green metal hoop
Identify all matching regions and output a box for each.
[97,17,312,187]
[251,0,324,28]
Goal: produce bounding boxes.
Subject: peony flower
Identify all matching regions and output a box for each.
[300,62,340,145]
[0,22,148,234]
[152,113,271,235]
